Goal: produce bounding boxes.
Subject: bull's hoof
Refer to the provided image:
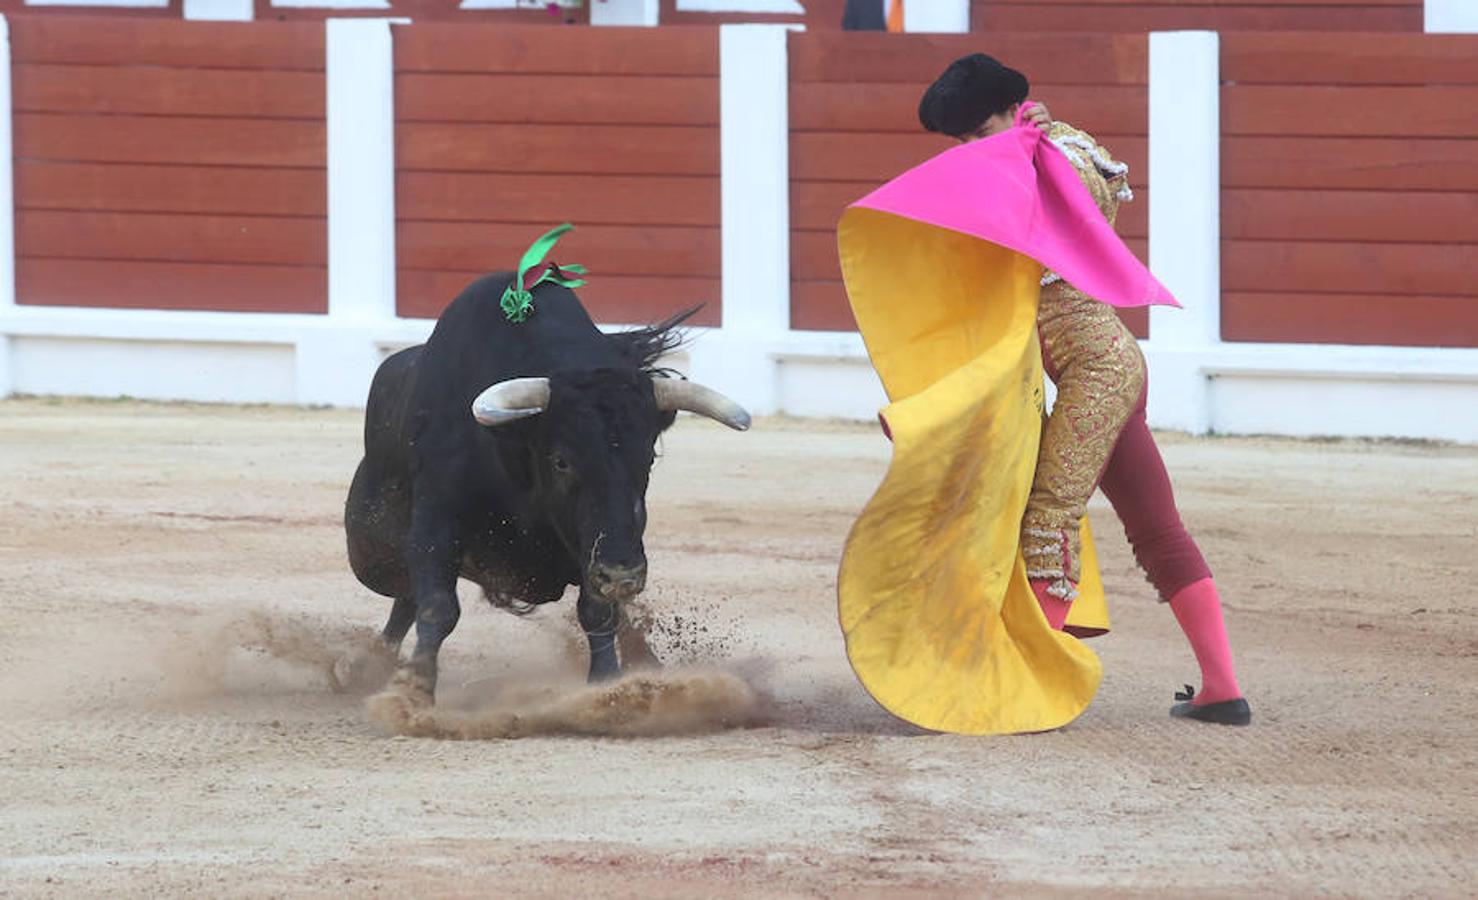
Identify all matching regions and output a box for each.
[385,667,436,708]
[587,657,622,684]
[616,626,664,673]
[331,641,401,695]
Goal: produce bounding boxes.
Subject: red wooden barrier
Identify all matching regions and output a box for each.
[787,30,1150,336]
[973,0,1421,33]
[392,24,721,326]
[1220,33,1478,348]
[12,17,327,314]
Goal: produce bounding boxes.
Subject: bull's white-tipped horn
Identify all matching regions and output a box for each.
[472,377,551,426]
[652,379,752,431]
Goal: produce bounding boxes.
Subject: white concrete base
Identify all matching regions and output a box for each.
[10,337,297,404]
[183,0,254,20]
[1426,0,1478,33]
[0,306,430,407]
[591,0,659,26]
[903,0,969,33]
[4,306,1476,443]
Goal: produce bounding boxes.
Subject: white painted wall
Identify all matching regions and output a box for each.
[591,0,659,25]
[903,0,968,33]
[0,17,13,401]
[1426,0,1478,32]
[0,16,1474,442]
[183,0,254,20]
[693,24,795,416]
[1146,31,1220,435]
[676,0,805,13]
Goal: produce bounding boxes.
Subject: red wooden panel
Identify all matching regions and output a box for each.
[396,74,718,126]
[791,279,1148,336]
[795,230,1156,284]
[16,114,324,168]
[260,0,581,22]
[790,180,1150,236]
[792,180,876,231]
[790,32,1148,85]
[398,270,721,326]
[19,210,325,267]
[792,132,1148,185]
[1118,305,1149,339]
[397,123,718,176]
[1223,190,1478,244]
[659,0,842,27]
[398,222,718,278]
[0,2,176,19]
[1222,138,1478,190]
[17,258,326,314]
[1221,33,1478,86]
[394,25,718,77]
[1223,86,1478,138]
[1002,0,1412,5]
[13,64,323,119]
[790,280,855,332]
[1223,292,1478,348]
[791,230,842,282]
[397,173,719,227]
[9,17,323,70]
[790,82,1145,137]
[794,293,1151,337]
[16,162,326,217]
[1222,241,1477,297]
[974,3,1421,32]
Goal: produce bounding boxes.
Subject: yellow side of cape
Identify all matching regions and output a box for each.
[836,208,1109,735]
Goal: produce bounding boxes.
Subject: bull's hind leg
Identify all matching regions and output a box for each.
[394,510,462,704]
[577,588,621,683]
[331,597,415,694]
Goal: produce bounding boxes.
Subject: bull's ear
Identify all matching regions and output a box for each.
[472,377,551,427]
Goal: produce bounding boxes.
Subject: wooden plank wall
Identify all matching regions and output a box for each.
[256,0,585,23]
[972,0,1422,32]
[393,25,722,325]
[788,31,1150,335]
[12,17,327,314]
[659,0,842,27]
[1220,33,1478,348]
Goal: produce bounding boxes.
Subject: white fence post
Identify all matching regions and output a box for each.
[1426,0,1478,32]
[903,0,969,32]
[689,23,792,415]
[590,0,659,26]
[1146,30,1221,434]
[182,0,254,20]
[300,18,399,406]
[0,16,14,399]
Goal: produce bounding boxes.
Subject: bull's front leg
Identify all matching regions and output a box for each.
[397,511,462,704]
[577,587,621,683]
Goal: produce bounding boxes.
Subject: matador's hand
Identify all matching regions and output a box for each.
[1023,101,1052,131]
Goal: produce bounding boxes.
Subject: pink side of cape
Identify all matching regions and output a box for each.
[850,113,1179,310]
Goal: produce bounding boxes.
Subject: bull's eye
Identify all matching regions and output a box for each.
[550,453,572,474]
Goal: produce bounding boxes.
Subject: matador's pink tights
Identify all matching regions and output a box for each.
[1044,368,1241,705]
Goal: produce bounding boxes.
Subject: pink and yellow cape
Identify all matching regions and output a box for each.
[836,108,1177,735]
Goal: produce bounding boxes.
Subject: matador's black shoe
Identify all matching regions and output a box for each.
[1169,685,1251,726]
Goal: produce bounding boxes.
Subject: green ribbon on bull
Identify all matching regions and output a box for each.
[500,223,588,323]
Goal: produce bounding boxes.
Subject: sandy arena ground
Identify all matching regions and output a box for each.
[1,397,1475,897]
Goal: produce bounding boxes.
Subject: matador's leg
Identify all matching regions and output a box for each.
[1021,285,1146,617]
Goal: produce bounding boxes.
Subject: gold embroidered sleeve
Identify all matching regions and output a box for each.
[1045,121,1131,227]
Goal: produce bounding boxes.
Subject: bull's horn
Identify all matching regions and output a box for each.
[472,377,551,426]
[653,379,751,431]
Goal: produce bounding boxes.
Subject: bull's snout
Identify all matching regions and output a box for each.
[588,562,647,601]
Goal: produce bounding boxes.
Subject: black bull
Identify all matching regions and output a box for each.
[344,272,749,700]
